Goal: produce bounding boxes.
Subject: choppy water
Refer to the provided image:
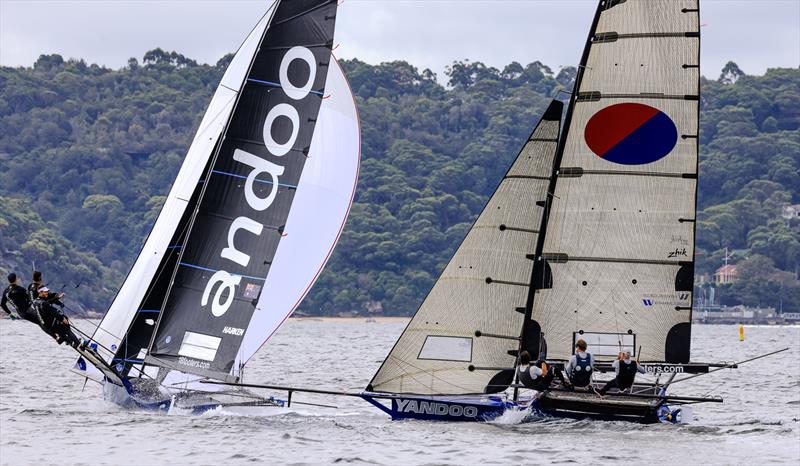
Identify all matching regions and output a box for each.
[1,320,798,465]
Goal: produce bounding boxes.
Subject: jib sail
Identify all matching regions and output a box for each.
[528,0,700,364]
[141,0,357,381]
[368,101,564,395]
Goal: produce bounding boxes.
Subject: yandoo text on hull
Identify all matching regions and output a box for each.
[71,0,360,413]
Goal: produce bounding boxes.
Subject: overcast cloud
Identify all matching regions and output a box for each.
[1,0,798,80]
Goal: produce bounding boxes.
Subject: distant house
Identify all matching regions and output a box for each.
[782,204,800,220]
[713,264,738,284]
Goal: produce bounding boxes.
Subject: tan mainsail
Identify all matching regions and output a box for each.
[531,0,700,363]
[368,101,563,395]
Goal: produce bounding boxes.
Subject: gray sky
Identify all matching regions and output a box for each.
[1,0,798,79]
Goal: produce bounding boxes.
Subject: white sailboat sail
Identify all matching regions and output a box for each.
[89,0,359,384]
[368,101,563,395]
[91,5,277,365]
[529,0,700,363]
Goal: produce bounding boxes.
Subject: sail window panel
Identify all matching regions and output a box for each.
[596,0,698,35]
[560,99,698,175]
[532,261,691,362]
[178,331,222,362]
[418,336,473,362]
[577,332,635,357]
[582,38,699,95]
[543,176,695,261]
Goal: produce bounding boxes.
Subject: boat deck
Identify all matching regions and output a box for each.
[537,386,663,422]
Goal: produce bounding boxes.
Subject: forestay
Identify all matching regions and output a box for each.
[528,0,700,363]
[368,101,563,395]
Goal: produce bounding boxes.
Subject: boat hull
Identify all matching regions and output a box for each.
[361,391,682,424]
[361,393,513,422]
[102,379,282,415]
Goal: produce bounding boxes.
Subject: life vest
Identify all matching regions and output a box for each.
[617,360,638,388]
[518,365,536,389]
[570,353,593,387]
[518,364,550,391]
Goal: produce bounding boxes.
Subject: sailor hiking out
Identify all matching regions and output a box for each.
[599,352,646,395]
[27,270,43,303]
[34,286,81,348]
[2,273,37,323]
[564,339,594,389]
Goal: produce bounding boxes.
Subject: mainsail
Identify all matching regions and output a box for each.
[368,101,564,395]
[92,3,278,368]
[528,0,700,363]
[91,0,359,382]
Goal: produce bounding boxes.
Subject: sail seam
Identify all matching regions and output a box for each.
[263,42,333,51]
[593,31,700,43]
[541,255,688,266]
[499,225,540,234]
[504,175,550,181]
[178,262,266,281]
[577,92,699,101]
[558,169,697,179]
[246,77,324,96]
[209,169,299,189]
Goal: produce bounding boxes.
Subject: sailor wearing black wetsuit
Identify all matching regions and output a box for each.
[2,273,41,324]
[599,352,646,395]
[564,339,594,389]
[27,270,43,303]
[34,286,81,347]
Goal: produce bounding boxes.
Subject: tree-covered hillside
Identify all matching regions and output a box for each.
[0,53,798,315]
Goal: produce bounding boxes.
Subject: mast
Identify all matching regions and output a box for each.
[517,0,605,360]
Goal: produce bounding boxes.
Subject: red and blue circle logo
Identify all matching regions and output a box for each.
[584,103,678,165]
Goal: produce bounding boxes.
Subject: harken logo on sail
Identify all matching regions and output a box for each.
[584,103,678,165]
[201,46,318,318]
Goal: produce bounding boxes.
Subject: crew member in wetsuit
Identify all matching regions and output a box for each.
[517,351,567,392]
[598,351,646,395]
[34,286,80,347]
[564,339,594,390]
[27,270,43,303]
[1,273,40,324]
